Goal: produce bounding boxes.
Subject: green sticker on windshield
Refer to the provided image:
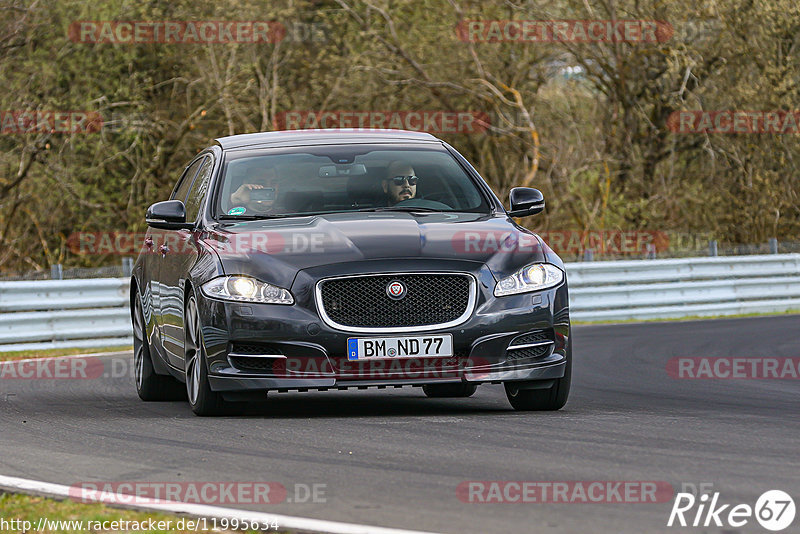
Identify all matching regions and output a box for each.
[227,206,246,215]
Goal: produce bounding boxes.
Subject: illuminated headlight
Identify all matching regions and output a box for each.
[494,263,564,297]
[201,276,294,305]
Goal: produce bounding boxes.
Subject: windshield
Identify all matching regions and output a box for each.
[214,144,490,218]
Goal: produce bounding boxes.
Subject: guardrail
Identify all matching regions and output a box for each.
[0,278,131,352]
[1,254,799,351]
[567,254,800,321]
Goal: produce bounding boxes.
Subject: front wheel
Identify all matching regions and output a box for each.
[184,294,229,416]
[504,346,571,411]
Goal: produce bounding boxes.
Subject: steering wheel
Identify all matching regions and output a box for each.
[393,198,453,210]
[421,191,450,203]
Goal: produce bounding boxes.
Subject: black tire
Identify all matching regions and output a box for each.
[184,293,232,416]
[504,345,571,411]
[422,382,478,398]
[132,291,185,401]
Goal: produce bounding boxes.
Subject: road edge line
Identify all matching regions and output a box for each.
[0,474,440,534]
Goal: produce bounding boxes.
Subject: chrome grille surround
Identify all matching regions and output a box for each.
[315,272,477,333]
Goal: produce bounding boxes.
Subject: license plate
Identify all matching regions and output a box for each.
[347,335,453,360]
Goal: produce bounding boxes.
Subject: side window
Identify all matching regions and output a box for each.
[184,157,214,222]
[171,158,204,202]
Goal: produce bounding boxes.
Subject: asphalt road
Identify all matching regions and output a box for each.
[1,315,798,533]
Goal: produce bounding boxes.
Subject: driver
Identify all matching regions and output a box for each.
[383,161,418,206]
[229,167,281,214]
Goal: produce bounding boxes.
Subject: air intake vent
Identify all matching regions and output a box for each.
[506,329,554,362]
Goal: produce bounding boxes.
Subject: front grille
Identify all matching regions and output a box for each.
[318,273,473,329]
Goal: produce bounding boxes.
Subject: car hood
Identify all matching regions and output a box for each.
[201,211,548,289]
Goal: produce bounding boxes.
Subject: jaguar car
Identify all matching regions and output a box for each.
[131,129,571,415]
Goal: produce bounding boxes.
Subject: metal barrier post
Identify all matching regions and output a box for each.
[708,240,718,257]
[50,264,63,280]
[122,257,133,278]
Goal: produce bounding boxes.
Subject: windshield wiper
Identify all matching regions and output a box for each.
[276,208,386,216]
[297,207,444,216]
[374,206,442,213]
[222,207,445,219]
[217,214,289,220]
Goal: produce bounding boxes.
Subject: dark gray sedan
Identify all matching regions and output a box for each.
[131,129,571,415]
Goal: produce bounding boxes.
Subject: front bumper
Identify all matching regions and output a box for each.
[197,260,570,392]
[207,359,567,392]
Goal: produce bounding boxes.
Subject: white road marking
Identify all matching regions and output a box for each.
[0,474,440,534]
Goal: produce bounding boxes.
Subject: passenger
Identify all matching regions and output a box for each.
[229,168,281,214]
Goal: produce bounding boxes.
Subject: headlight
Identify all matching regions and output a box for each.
[494,263,564,297]
[201,275,294,305]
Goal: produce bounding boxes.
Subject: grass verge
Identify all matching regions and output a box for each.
[0,346,131,362]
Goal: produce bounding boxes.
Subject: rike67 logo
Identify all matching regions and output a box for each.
[668,490,795,531]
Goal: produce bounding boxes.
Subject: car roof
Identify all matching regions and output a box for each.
[214,129,441,150]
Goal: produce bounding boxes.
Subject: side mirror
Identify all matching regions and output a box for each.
[146,200,194,230]
[508,187,545,217]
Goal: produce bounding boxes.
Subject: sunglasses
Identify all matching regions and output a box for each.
[391,175,419,186]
